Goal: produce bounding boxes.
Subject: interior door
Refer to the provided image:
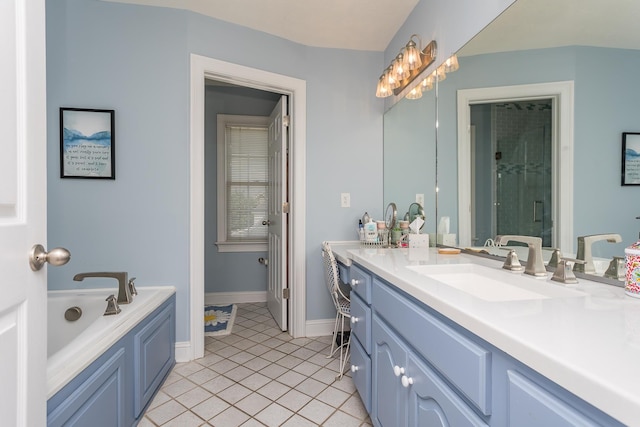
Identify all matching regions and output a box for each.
[266,96,288,331]
[0,0,48,425]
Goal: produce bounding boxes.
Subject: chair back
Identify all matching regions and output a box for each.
[321,241,347,307]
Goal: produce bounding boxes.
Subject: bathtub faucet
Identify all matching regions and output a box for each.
[73,272,133,304]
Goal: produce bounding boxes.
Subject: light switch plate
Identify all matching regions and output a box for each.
[416,193,425,206]
[341,193,351,208]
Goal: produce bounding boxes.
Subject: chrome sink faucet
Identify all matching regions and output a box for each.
[496,235,546,277]
[73,272,133,304]
[574,234,622,274]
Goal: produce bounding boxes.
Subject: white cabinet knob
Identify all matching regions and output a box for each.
[351,279,360,286]
[393,365,405,377]
[401,375,414,388]
[351,365,359,373]
[350,316,359,325]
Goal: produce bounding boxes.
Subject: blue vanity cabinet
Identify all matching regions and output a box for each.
[48,294,176,427]
[355,262,626,427]
[348,263,373,413]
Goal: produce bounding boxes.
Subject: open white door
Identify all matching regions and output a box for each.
[0,0,48,425]
[266,96,289,331]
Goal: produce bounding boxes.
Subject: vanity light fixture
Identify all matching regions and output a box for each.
[375,36,437,98]
[404,53,460,100]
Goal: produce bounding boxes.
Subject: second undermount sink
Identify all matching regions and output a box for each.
[406,263,586,302]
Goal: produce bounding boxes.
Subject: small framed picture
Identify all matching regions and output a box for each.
[60,108,115,179]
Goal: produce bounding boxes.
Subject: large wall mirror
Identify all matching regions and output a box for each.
[383,82,437,236]
[385,0,640,282]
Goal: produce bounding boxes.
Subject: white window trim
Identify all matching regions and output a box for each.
[215,114,269,253]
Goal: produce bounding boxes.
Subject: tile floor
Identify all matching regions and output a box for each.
[140,302,372,426]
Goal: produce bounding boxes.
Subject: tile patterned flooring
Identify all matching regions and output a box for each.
[140,302,372,426]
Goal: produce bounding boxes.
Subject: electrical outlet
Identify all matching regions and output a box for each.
[416,193,425,206]
[341,193,351,208]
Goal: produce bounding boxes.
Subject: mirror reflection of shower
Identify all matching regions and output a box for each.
[470,99,552,247]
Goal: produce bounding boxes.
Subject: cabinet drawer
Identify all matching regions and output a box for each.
[350,263,372,304]
[351,336,372,414]
[373,278,491,416]
[350,292,371,355]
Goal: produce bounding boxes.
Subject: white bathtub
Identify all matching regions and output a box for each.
[47,286,175,399]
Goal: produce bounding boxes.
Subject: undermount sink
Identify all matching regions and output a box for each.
[406,263,586,302]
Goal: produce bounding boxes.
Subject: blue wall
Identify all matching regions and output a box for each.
[437,46,640,257]
[46,0,383,342]
[204,85,280,294]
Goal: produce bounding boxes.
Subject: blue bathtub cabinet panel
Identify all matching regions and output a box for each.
[47,348,126,427]
[47,294,176,427]
[134,302,175,417]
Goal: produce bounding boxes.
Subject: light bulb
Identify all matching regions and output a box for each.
[376,75,391,98]
[392,54,410,81]
[444,54,459,73]
[385,66,400,90]
[406,85,422,100]
[403,40,422,71]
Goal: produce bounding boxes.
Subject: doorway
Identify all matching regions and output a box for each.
[457,81,575,251]
[188,54,307,362]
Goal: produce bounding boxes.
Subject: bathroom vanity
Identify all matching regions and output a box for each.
[331,242,639,427]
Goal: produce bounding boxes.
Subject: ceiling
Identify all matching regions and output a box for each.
[102,0,419,51]
[459,0,640,56]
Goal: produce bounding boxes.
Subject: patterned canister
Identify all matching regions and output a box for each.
[625,242,640,298]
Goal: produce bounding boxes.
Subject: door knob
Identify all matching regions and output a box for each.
[262,220,271,226]
[29,244,71,271]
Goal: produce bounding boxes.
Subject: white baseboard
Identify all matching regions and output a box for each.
[175,341,192,363]
[205,291,267,305]
[305,318,349,337]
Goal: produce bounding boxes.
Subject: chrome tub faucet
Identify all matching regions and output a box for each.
[496,235,546,277]
[574,234,622,274]
[73,272,133,304]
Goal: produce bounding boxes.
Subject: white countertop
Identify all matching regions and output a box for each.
[329,242,640,427]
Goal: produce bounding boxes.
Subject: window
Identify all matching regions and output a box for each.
[216,114,269,252]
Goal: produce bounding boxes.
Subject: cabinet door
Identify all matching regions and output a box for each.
[407,354,488,427]
[372,316,408,427]
[47,348,126,427]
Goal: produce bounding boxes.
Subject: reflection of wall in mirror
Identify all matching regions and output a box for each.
[383,89,436,232]
[438,46,640,258]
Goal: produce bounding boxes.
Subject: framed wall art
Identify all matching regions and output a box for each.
[60,108,115,179]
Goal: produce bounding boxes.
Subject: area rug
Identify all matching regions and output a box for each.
[204,304,237,336]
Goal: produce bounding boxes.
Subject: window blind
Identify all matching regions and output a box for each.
[225,125,268,241]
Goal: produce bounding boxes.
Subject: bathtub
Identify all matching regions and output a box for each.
[47,286,175,399]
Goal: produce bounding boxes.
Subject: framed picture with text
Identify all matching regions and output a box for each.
[60,108,115,179]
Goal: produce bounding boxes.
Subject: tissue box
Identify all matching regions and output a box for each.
[429,233,457,247]
[408,234,430,249]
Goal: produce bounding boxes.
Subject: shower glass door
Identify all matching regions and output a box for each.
[471,100,552,247]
